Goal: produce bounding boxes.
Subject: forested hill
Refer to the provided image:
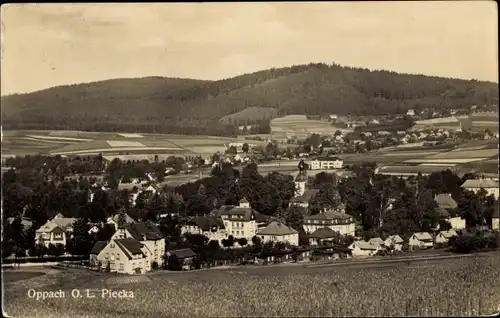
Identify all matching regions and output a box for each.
[2,63,498,136]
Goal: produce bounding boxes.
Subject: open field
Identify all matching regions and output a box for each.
[2,130,268,158]
[3,254,500,317]
[270,115,353,139]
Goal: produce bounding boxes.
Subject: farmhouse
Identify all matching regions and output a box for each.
[308,156,343,170]
[290,189,319,208]
[111,221,165,267]
[368,237,385,246]
[166,248,197,271]
[181,215,227,243]
[461,178,499,199]
[408,232,434,249]
[91,238,151,274]
[383,235,404,251]
[348,241,381,257]
[215,198,269,242]
[406,109,416,116]
[443,216,466,230]
[257,221,299,246]
[35,213,76,247]
[303,206,355,236]
[435,229,458,244]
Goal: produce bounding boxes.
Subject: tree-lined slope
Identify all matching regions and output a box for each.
[2,63,498,136]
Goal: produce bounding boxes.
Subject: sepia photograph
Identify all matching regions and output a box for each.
[1,2,499,317]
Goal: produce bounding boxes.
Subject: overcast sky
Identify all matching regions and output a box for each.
[1,2,498,95]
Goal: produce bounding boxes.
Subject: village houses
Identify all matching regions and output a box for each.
[106,213,137,231]
[35,213,76,247]
[348,240,381,257]
[383,235,404,251]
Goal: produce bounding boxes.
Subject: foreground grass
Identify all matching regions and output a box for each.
[4,255,500,317]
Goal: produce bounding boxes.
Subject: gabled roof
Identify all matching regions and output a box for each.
[291,189,319,203]
[114,238,146,259]
[461,179,499,189]
[168,248,197,259]
[412,232,433,242]
[185,215,225,231]
[36,217,76,233]
[90,241,107,255]
[120,221,164,241]
[434,194,458,210]
[368,237,384,245]
[108,213,137,225]
[385,235,404,245]
[309,227,338,239]
[257,221,298,236]
[238,197,250,204]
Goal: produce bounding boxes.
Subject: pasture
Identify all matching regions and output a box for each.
[270,115,352,138]
[3,255,500,317]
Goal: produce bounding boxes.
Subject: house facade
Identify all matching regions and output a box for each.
[34,213,76,247]
[309,157,343,170]
[492,209,499,230]
[256,221,299,246]
[215,198,269,242]
[111,222,165,267]
[290,189,319,209]
[107,214,137,231]
[91,238,151,274]
[308,227,339,246]
[303,206,355,236]
[445,216,466,230]
[181,215,227,243]
[461,178,500,199]
[408,232,434,249]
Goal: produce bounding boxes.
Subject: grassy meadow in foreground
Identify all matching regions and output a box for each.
[4,255,500,317]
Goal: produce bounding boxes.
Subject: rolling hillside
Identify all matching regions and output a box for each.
[2,63,498,136]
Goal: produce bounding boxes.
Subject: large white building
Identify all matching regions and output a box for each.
[256,221,299,246]
[214,198,269,242]
[302,205,355,236]
[308,157,343,170]
[461,178,499,199]
[35,213,76,247]
[111,221,165,267]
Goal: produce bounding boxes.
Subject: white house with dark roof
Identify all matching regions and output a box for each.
[35,213,76,247]
[435,229,458,244]
[256,221,299,246]
[303,206,355,236]
[111,221,165,267]
[308,157,343,170]
[215,198,269,242]
[408,232,434,249]
[348,240,381,257]
[461,178,499,199]
[92,238,151,274]
[181,215,227,243]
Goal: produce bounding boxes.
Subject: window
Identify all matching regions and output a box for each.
[110,262,115,269]
[119,263,124,271]
[116,253,120,260]
[110,243,115,248]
